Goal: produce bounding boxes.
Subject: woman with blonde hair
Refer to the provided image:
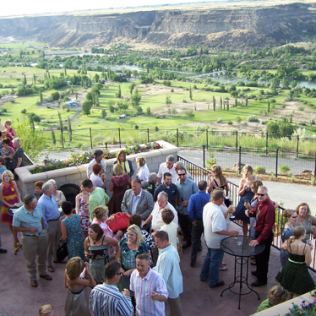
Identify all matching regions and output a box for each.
[0,170,22,249]
[207,164,229,194]
[276,226,315,296]
[117,224,150,292]
[113,149,134,178]
[233,165,259,236]
[294,202,316,242]
[136,156,149,183]
[280,209,298,266]
[64,257,96,316]
[108,163,131,214]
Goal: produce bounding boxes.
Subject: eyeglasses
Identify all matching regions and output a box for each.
[291,216,297,219]
[178,173,186,176]
[257,193,266,196]
[116,272,123,276]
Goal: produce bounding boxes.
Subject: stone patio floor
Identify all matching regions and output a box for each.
[3,219,316,316]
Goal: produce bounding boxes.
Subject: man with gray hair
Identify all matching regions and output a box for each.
[143,191,178,231]
[245,186,275,287]
[86,149,107,181]
[157,155,177,184]
[142,172,158,197]
[38,181,61,272]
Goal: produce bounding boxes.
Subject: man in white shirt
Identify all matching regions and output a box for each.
[86,149,107,180]
[157,155,178,184]
[143,191,178,231]
[200,189,238,288]
[154,231,183,316]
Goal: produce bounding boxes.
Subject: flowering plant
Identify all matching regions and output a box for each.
[32,142,162,174]
[285,294,316,316]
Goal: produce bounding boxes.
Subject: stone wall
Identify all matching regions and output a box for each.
[16,140,179,198]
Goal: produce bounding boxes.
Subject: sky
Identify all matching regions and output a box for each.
[1,0,219,17]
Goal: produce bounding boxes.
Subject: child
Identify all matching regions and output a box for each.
[256,285,289,312]
[91,206,122,258]
[160,208,177,249]
[64,257,96,316]
[39,304,54,316]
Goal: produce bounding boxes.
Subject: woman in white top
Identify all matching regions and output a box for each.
[48,179,66,207]
[136,157,149,183]
[159,208,178,249]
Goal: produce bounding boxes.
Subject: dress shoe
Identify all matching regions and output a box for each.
[182,242,191,249]
[251,270,257,276]
[190,261,196,267]
[40,274,53,281]
[0,248,7,253]
[210,280,225,288]
[251,280,267,287]
[31,280,38,287]
[48,266,55,273]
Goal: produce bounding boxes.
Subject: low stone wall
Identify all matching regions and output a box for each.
[16,140,179,198]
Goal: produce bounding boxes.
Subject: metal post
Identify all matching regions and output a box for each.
[147,128,149,143]
[236,131,238,151]
[296,136,299,158]
[206,129,208,150]
[276,148,278,178]
[176,128,179,147]
[266,132,268,156]
[118,128,121,147]
[105,142,107,149]
[314,153,316,178]
[239,146,241,174]
[89,128,92,149]
[203,145,205,168]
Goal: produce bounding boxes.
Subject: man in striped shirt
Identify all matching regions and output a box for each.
[89,261,133,316]
[130,254,169,316]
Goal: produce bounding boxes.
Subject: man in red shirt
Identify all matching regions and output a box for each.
[246,186,275,287]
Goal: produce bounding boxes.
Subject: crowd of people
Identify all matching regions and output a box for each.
[1,148,315,315]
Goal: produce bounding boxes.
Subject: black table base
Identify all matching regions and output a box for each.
[220,255,260,309]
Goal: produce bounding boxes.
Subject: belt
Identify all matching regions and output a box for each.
[24,235,39,239]
[48,218,59,222]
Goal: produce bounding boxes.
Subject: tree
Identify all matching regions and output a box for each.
[51,91,60,101]
[131,89,141,107]
[64,68,67,76]
[101,109,106,118]
[146,107,151,116]
[33,74,36,86]
[75,92,78,100]
[245,96,248,107]
[51,127,56,145]
[220,97,222,110]
[189,86,192,100]
[116,85,122,98]
[267,100,270,113]
[235,97,237,107]
[130,83,135,94]
[94,74,100,82]
[184,110,195,121]
[39,91,43,104]
[226,98,230,111]
[68,117,72,142]
[22,74,27,86]
[165,96,172,106]
[58,112,64,146]
[213,96,216,112]
[136,106,143,115]
[82,101,93,116]
[15,117,46,160]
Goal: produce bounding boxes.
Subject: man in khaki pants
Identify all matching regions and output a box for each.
[12,194,52,287]
[38,181,61,273]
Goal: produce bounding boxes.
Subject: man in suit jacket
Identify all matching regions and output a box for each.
[121,178,154,231]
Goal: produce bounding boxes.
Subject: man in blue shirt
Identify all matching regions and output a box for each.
[38,181,61,273]
[176,167,198,249]
[12,194,52,287]
[188,180,210,267]
[154,172,178,208]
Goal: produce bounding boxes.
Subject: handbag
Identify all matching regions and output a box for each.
[108,212,130,233]
[56,240,68,262]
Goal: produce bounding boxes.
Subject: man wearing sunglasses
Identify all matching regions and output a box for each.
[90,261,133,316]
[245,186,275,287]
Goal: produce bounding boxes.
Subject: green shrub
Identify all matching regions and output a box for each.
[279,165,291,174]
[291,176,295,183]
[236,116,241,123]
[254,166,265,173]
[248,115,259,122]
[270,171,274,181]
[227,121,233,125]
[298,106,304,111]
[217,117,222,123]
[311,177,315,185]
[183,99,187,103]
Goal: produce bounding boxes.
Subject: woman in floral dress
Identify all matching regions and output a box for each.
[75,183,90,237]
[61,201,85,261]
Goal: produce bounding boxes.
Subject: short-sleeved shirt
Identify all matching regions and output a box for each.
[90,173,104,188]
[12,147,25,169]
[160,222,177,249]
[87,159,107,178]
[12,205,43,236]
[153,183,178,208]
[118,237,150,271]
[89,187,109,221]
[38,194,60,228]
[151,202,178,231]
[176,178,199,215]
[130,268,168,316]
[203,202,227,249]
[157,162,178,184]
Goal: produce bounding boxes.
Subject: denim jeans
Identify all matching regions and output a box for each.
[200,247,224,287]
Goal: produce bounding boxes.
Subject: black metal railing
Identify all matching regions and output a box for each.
[24,152,34,166]
[177,154,316,271]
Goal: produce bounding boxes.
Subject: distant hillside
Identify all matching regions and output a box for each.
[0,1,315,49]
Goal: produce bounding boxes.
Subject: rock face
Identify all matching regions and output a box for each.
[0,2,316,48]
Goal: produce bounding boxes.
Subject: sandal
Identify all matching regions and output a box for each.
[40,274,53,281]
[47,266,55,273]
[31,280,38,287]
[14,242,22,255]
[219,266,228,271]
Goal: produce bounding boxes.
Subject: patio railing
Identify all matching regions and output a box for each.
[177,155,316,272]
